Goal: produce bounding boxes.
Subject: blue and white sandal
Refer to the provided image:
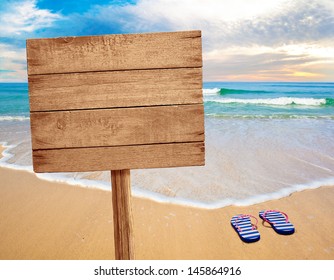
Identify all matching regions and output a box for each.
[231,214,260,243]
[259,210,295,235]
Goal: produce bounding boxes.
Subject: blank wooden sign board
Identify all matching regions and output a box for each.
[26,30,204,259]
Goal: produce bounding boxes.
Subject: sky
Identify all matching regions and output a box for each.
[0,0,334,82]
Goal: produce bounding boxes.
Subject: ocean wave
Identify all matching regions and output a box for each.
[203,88,221,95]
[203,87,269,95]
[219,88,268,95]
[0,116,30,121]
[208,97,334,106]
[205,113,334,120]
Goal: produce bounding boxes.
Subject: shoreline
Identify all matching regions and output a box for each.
[1,143,334,210]
[0,165,333,260]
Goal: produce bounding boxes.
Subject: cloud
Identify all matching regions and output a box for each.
[204,43,334,81]
[0,0,62,36]
[235,0,334,46]
[81,0,293,47]
[0,0,62,81]
[119,0,289,30]
[89,0,332,81]
[82,0,334,47]
[0,43,27,82]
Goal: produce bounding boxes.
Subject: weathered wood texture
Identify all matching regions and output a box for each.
[26,31,202,75]
[30,105,204,150]
[111,169,134,260]
[32,142,205,172]
[27,30,204,172]
[28,68,202,112]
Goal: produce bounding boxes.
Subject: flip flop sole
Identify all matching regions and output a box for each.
[259,210,295,235]
[231,215,260,243]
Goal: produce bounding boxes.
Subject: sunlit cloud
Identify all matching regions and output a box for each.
[290,71,322,78]
[85,0,334,81]
[121,0,289,27]
[203,42,334,81]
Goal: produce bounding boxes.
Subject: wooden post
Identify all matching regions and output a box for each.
[111,169,135,260]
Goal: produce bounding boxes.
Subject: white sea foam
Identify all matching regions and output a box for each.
[205,113,334,120]
[36,173,111,191]
[120,178,334,209]
[0,142,33,171]
[203,88,220,95]
[211,97,327,106]
[230,178,334,207]
[0,116,30,121]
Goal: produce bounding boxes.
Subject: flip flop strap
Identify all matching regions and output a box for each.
[234,214,258,232]
[263,209,289,225]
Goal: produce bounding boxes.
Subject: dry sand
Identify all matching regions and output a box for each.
[0,155,333,260]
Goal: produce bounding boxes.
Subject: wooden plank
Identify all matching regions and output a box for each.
[111,169,134,260]
[28,68,202,112]
[30,104,204,150]
[26,31,202,75]
[32,142,205,172]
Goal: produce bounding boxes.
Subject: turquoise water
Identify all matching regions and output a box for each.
[0,82,334,208]
[204,82,334,119]
[0,83,29,120]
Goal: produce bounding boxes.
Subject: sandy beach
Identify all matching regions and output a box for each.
[0,158,333,260]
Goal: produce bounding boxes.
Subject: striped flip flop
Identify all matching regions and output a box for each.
[259,210,295,235]
[230,214,260,243]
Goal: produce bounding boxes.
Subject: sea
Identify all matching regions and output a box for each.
[1,82,334,208]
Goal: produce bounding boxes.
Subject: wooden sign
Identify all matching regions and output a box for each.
[26,30,204,260]
[27,31,204,173]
